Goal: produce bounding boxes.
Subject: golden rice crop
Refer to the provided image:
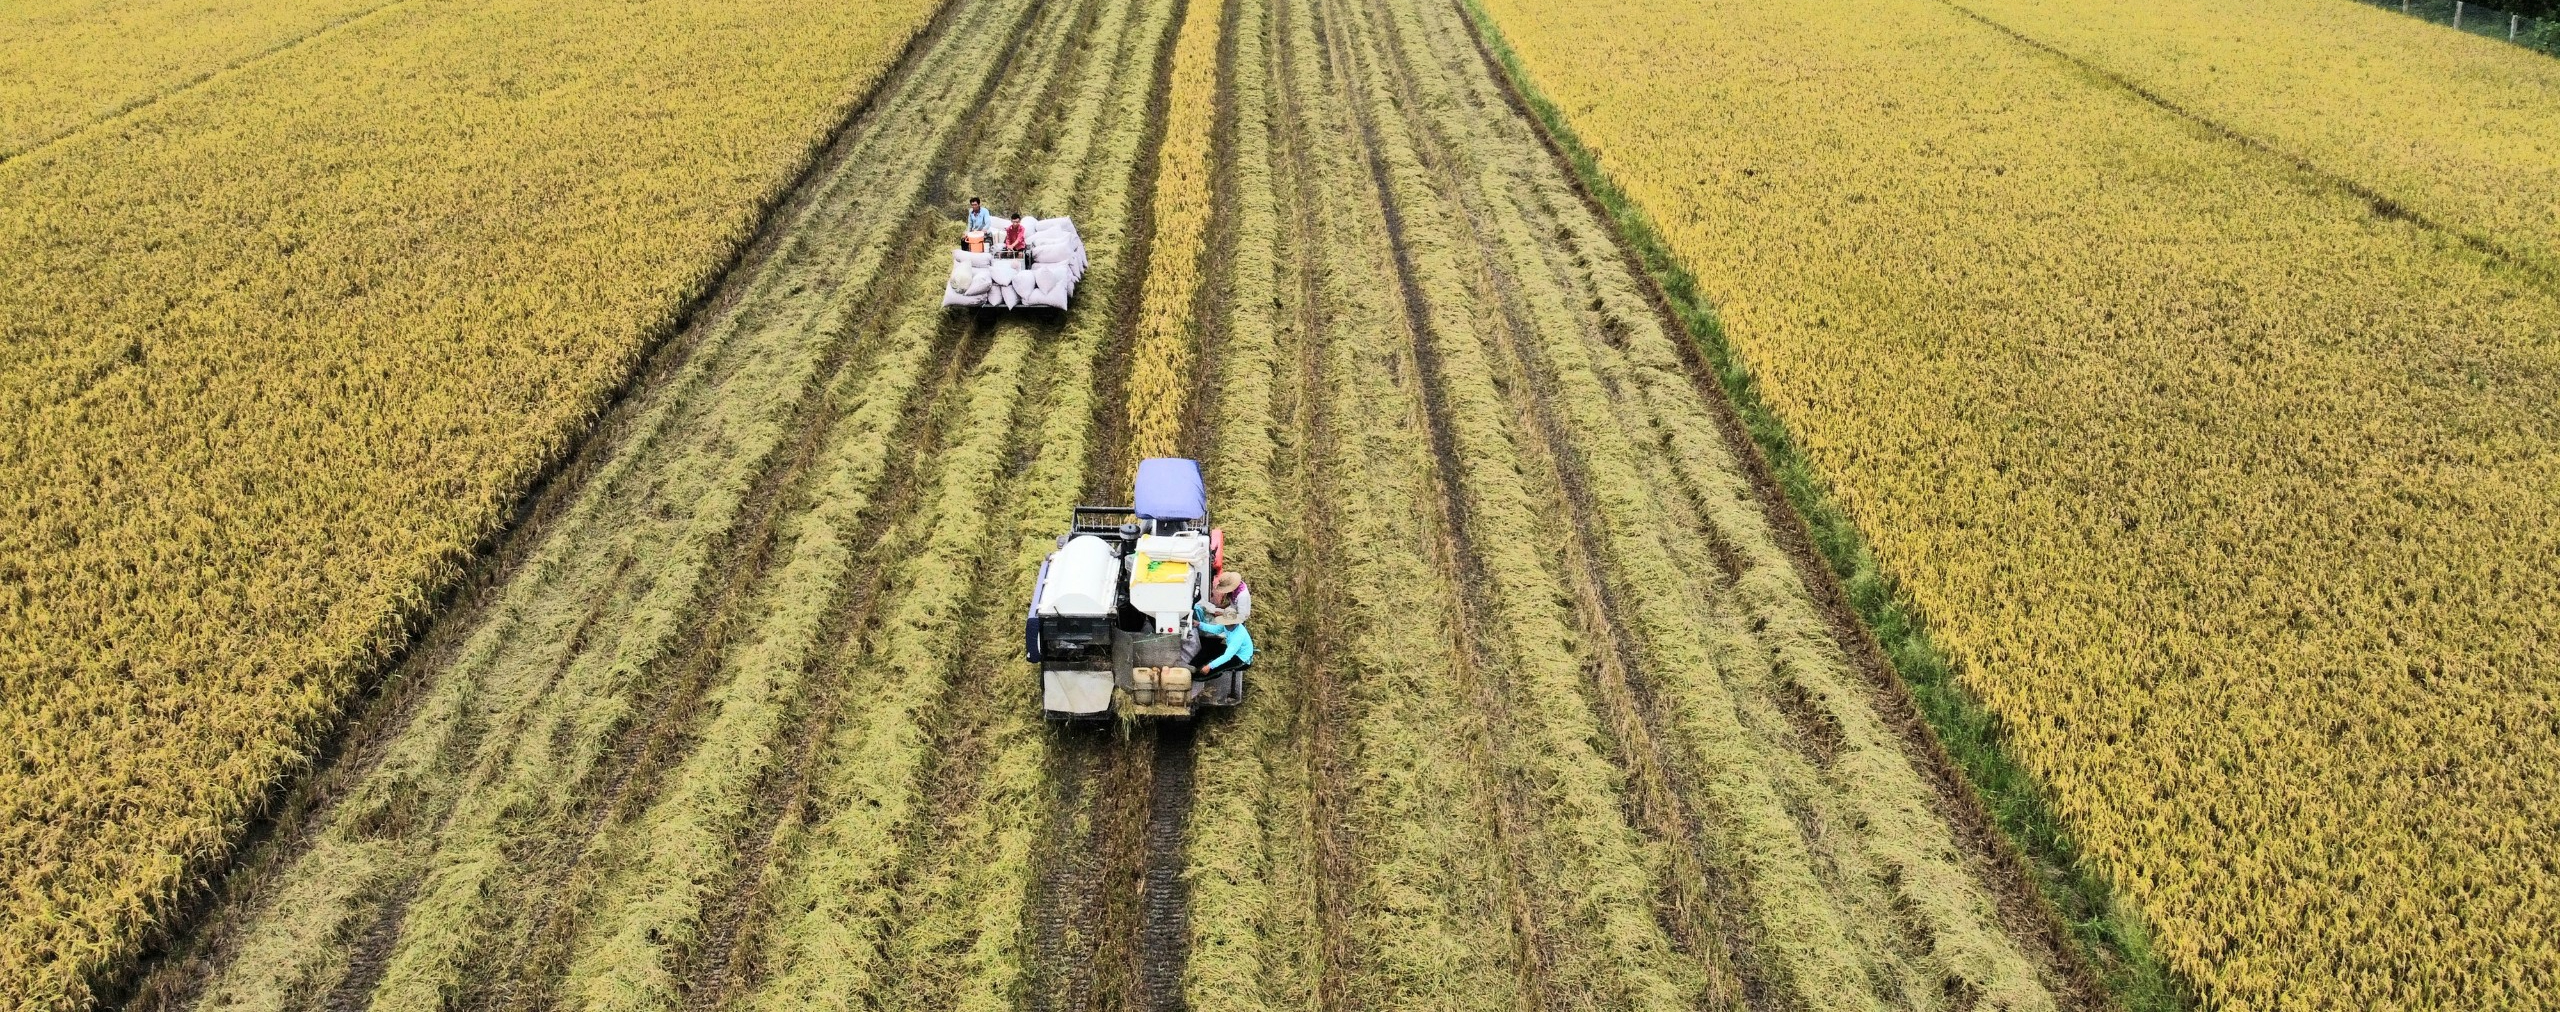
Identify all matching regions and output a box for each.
[1123,0,1224,460]
[0,0,939,1004]
[1948,0,2560,278]
[1474,0,2560,1005]
[0,0,384,158]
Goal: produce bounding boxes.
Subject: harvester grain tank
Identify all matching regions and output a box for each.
[1025,458,1246,720]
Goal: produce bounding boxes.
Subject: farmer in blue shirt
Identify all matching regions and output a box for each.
[1193,571,1254,674]
[965,196,991,233]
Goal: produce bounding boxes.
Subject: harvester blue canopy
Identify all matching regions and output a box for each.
[1133,457,1206,520]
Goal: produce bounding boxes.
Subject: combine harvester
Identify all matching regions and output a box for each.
[943,214,1088,309]
[1026,458,1250,720]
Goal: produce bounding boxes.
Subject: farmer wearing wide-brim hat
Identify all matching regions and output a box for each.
[1194,570,1254,674]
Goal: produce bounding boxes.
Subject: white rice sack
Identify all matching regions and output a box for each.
[943,288,976,307]
[1010,271,1035,299]
[1025,286,1069,310]
[952,249,969,265]
[968,251,992,268]
[1036,216,1074,235]
[1032,265,1065,290]
[1020,214,1040,231]
[989,260,1017,285]
[949,265,973,291]
[1000,284,1020,309]
[964,273,994,296]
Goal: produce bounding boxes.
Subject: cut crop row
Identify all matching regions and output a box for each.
[1178,0,1329,1000]
[541,0,1148,1002]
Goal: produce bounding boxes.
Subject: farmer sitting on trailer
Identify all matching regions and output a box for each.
[1000,212,1032,260]
[1193,570,1254,675]
[962,197,992,252]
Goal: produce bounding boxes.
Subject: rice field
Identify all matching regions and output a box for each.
[12,0,2091,1003]
[14,0,2548,1006]
[1466,0,2560,1005]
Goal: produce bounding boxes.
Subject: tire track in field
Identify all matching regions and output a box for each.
[528,0,1116,995]
[1260,2,1365,1003]
[1260,0,1549,1005]
[730,0,1179,997]
[465,311,997,1012]
[672,0,1122,978]
[1342,0,1777,1005]
[588,0,1188,994]
[1307,0,1633,1002]
[1015,0,1201,1001]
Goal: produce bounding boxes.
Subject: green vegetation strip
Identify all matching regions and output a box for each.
[1450,1,2194,1007]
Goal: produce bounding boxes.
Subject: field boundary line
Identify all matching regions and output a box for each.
[1442,0,2195,1009]
[0,0,418,167]
[1931,0,2560,291]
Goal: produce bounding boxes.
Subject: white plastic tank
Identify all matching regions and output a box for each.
[1037,535,1118,617]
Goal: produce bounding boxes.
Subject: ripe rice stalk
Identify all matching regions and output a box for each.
[1122,0,1225,462]
[0,0,388,159]
[1469,0,2560,1002]
[1946,0,2560,282]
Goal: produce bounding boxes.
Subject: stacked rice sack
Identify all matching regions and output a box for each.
[942,214,1087,309]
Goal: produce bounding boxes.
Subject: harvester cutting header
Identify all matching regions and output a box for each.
[1025,458,1253,720]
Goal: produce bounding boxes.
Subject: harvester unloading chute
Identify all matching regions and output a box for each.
[1025,458,1245,720]
[943,214,1087,309]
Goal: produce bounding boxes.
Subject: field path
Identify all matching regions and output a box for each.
[119,0,2102,1006]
